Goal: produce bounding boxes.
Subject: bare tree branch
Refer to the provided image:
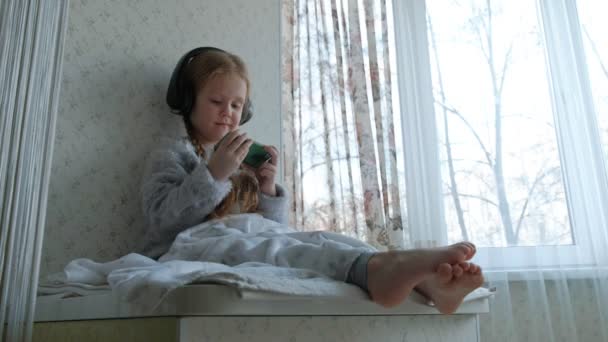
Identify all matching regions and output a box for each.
[514,165,560,240]
[302,123,355,145]
[583,26,608,80]
[498,42,513,97]
[471,4,490,63]
[302,155,360,175]
[435,102,495,168]
[439,157,492,168]
[444,189,499,207]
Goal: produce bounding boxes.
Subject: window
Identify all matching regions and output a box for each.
[286,0,607,269]
[427,0,571,249]
[578,0,608,169]
[392,0,607,269]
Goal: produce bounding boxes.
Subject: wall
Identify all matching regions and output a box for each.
[480,279,606,341]
[41,0,281,278]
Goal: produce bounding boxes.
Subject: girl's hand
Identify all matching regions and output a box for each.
[245,145,279,196]
[207,130,253,181]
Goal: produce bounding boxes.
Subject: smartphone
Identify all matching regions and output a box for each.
[243,142,272,168]
[214,135,272,168]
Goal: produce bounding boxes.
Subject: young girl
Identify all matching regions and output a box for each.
[140,47,484,313]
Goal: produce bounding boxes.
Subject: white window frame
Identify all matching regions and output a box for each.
[392,0,608,271]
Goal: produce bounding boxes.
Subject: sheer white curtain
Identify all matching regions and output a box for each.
[392,0,608,340]
[281,0,407,249]
[0,1,69,341]
[282,0,607,338]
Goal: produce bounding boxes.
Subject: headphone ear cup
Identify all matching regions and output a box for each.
[182,83,193,117]
[240,99,253,125]
[167,46,226,116]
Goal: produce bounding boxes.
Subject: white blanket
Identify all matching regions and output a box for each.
[39,213,494,311]
[39,214,372,310]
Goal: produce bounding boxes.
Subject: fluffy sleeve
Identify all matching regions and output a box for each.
[141,139,232,234]
[257,184,290,225]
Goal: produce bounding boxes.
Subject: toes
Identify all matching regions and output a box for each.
[462,242,476,257]
[466,263,483,275]
[458,262,471,272]
[469,273,485,288]
[462,242,476,258]
[451,243,470,261]
[453,242,477,260]
[452,264,464,277]
[437,263,453,284]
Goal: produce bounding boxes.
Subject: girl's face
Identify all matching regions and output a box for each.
[190,72,248,146]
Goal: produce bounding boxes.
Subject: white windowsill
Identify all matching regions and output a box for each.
[483,266,608,282]
[35,284,491,322]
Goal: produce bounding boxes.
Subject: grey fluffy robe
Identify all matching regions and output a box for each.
[139,137,289,258]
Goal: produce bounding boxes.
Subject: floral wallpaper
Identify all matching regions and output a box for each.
[41,0,281,278]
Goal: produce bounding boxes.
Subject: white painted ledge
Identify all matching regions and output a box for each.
[35,284,491,322]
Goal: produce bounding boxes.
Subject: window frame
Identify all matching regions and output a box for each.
[392,0,608,271]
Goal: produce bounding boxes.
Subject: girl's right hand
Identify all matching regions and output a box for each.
[207,130,253,181]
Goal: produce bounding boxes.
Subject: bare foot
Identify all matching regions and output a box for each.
[366,242,476,308]
[414,262,484,314]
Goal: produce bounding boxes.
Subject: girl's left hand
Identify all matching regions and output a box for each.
[245,145,279,196]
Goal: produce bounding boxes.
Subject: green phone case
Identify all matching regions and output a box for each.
[214,135,271,168]
[243,142,272,168]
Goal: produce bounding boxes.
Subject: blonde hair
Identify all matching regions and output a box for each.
[206,168,260,220]
[185,50,250,100]
[184,51,259,220]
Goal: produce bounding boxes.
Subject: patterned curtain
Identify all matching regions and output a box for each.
[281,0,406,250]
